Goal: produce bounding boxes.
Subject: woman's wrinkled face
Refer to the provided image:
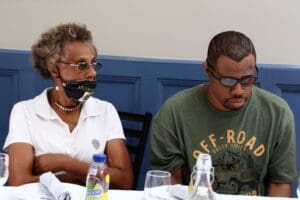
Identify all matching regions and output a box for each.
[205,54,257,111]
[57,41,97,81]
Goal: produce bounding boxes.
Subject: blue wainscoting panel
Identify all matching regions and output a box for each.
[0,49,300,194]
[0,69,19,145]
[96,75,141,113]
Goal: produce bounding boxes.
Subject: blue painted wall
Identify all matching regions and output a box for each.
[0,49,300,194]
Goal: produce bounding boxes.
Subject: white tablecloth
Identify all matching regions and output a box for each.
[0,183,297,200]
[0,183,85,200]
[110,189,297,200]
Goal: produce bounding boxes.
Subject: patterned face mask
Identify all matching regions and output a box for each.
[62,80,97,103]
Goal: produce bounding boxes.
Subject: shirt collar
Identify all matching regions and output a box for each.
[34,88,101,119]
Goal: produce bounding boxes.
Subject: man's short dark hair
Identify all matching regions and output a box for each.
[206,31,256,67]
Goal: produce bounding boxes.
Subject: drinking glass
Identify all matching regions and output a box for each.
[144,170,171,200]
[0,153,9,186]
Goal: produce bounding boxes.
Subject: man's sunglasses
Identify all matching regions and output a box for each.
[207,62,258,87]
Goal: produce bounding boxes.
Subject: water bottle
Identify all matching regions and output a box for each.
[86,154,110,200]
[188,153,216,200]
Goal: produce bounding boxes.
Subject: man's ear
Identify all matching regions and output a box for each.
[203,63,210,76]
[47,65,59,78]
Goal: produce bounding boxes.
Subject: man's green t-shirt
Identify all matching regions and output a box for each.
[150,84,297,195]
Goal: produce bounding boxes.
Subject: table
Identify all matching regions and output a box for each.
[0,183,297,200]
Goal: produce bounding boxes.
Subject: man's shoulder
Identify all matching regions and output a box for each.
[253,87,290,109]
[164,85,203,106]
[155,85,205,120]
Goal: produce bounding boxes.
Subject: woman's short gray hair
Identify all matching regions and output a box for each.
[31,22,97,79]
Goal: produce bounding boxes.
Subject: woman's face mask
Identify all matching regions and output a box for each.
[62,80,97,103]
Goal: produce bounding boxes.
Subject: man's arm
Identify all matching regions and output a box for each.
[171,167,183,184]
[267,183,291,197]
[266,103,296,197]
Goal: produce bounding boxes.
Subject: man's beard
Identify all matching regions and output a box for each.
[224,95,248,111]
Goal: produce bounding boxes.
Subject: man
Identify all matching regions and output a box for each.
[150,31,297,196]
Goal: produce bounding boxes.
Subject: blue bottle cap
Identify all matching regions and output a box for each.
[93,154,107,163]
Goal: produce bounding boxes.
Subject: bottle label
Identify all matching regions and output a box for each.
[86,174,109,200]
[86,182,103,200]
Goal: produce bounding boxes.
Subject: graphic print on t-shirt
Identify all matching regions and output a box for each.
[192,129,264,195]
[212,151,258,195]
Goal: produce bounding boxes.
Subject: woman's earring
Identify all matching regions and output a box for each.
[55,86,59,91]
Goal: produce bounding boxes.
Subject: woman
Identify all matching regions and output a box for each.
[3,23,133,189]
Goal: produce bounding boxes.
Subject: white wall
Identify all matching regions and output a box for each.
[0,0,299,64]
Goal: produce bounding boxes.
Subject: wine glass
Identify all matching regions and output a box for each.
[0,153,9,186]
[144,170,171,200]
